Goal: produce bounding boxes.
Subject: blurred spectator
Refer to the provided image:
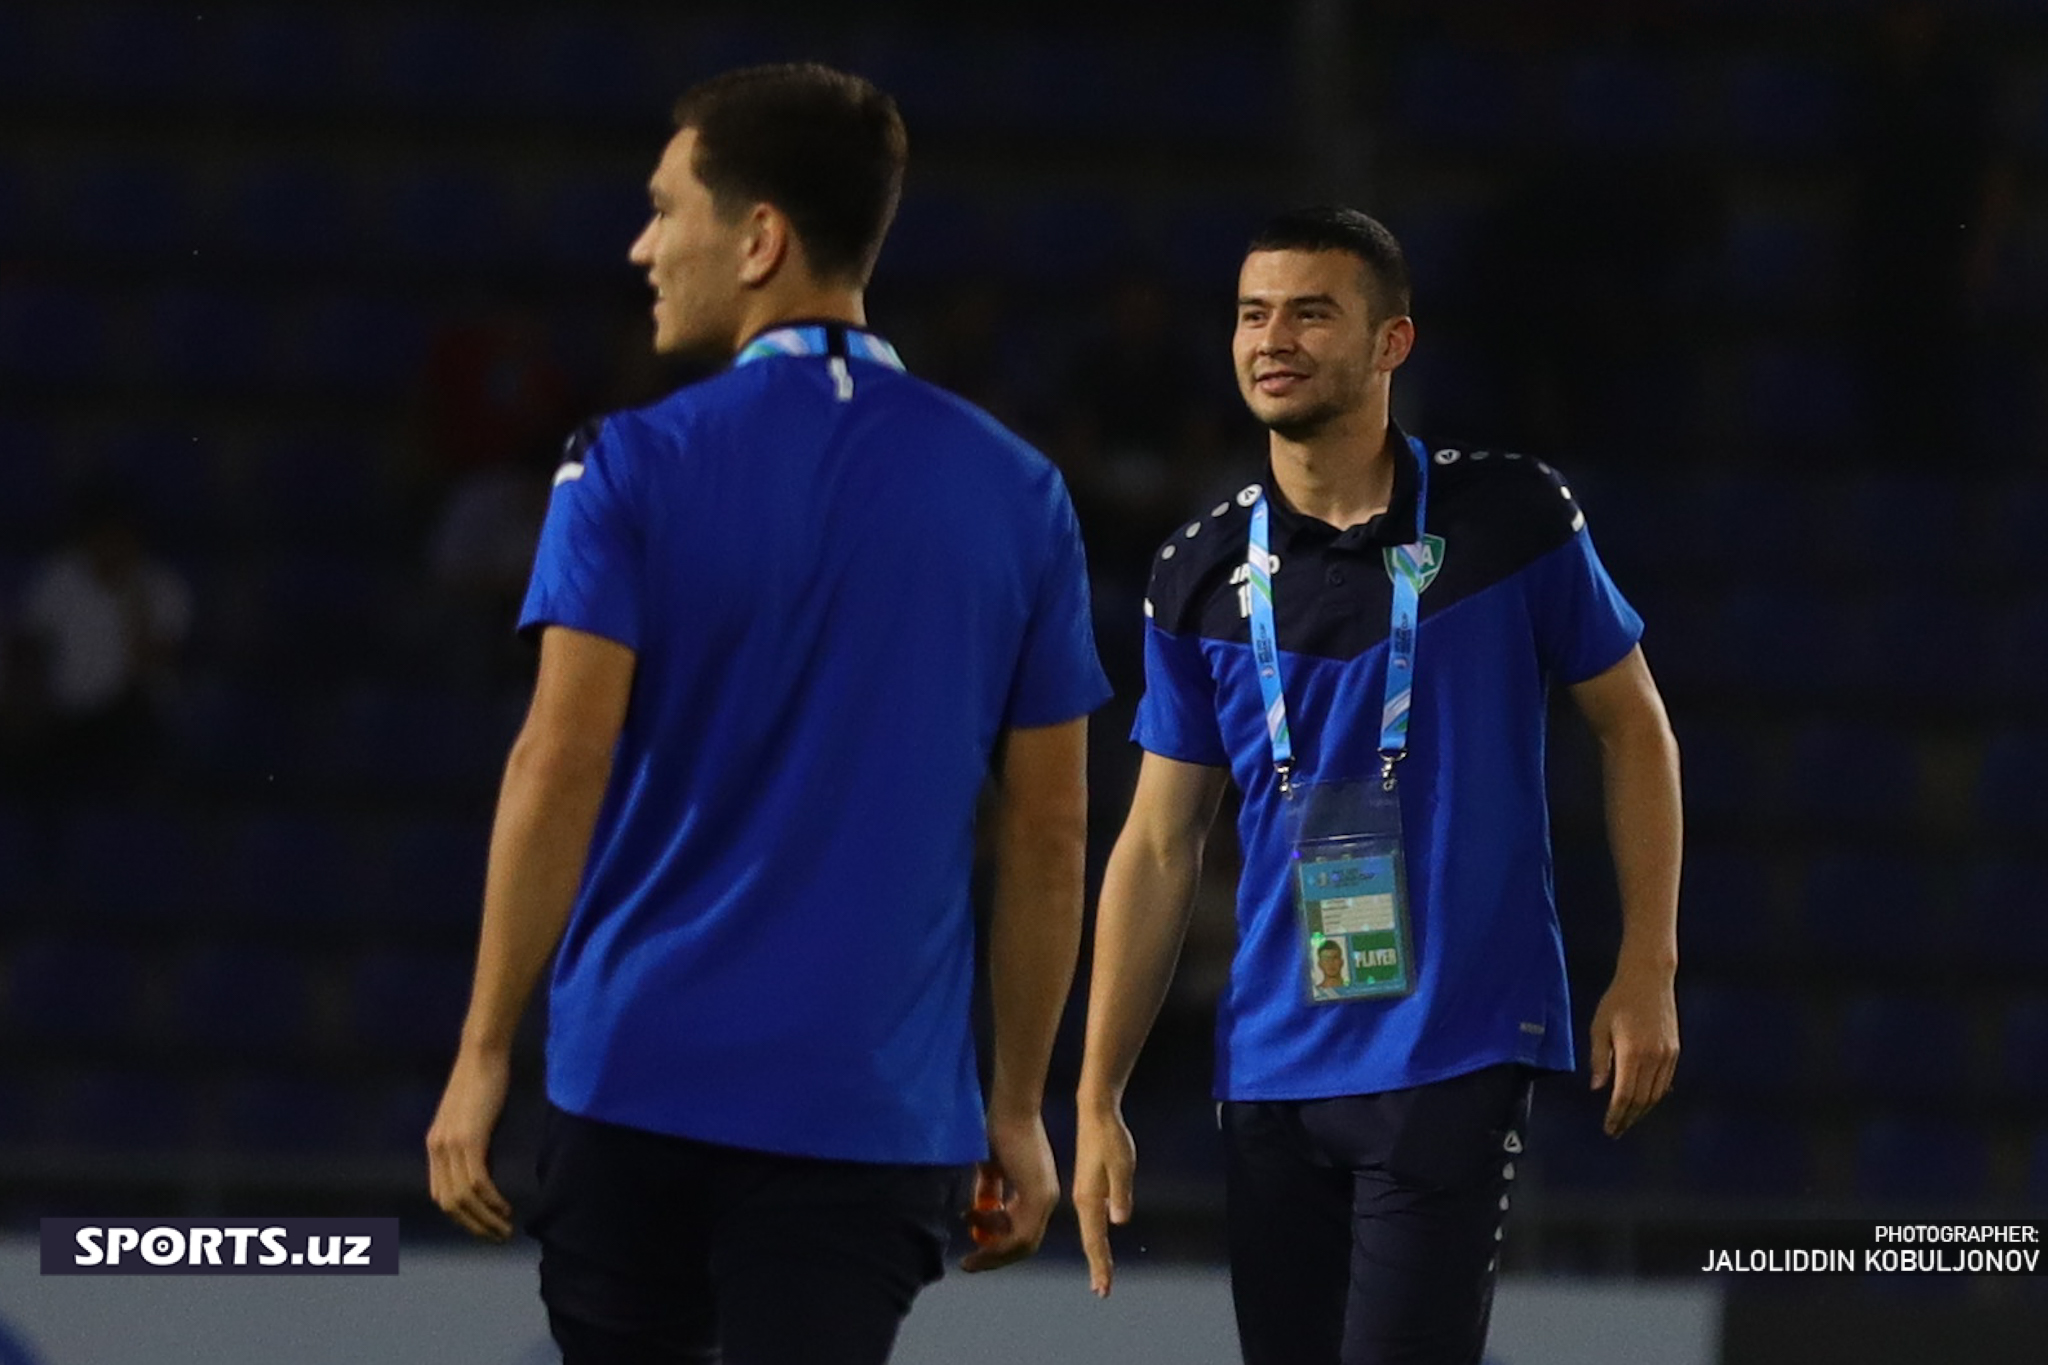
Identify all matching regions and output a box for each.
[8,493,191,797]
[422,442,553,687]
[417,306,576,485]
[1847,1,2014,463]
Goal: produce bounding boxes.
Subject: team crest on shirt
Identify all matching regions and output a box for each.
[1383,534,1446,594]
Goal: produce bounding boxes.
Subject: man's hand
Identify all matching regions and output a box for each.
[961,1112,1058,1273]
[1588,963,1679,1137]
[426,1047,514,1241]
[1072,1101,1135,1297]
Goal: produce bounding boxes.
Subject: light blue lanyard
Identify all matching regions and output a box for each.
[1247,434,1431,794]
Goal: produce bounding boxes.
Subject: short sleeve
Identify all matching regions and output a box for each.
[1004,482,1112,729]
[1131,620,1228,765]
[519,419,644,651]
[1524,524,1643,684]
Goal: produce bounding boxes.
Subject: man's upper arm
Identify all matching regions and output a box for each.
[992,717,1089,836]
[1567,645,1671,744]
[1120,751,1229,863]
[523,625,637,763]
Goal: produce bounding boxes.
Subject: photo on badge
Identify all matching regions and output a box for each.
[1310,936,1350,999]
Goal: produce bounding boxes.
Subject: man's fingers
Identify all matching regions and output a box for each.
[429,1136,513,1241]
[962,1171,1055,1274]
[1604,1040,1677,1136]
[1106,1161,1133,1225]
[1588,1015,1614,1093]
[1075,1188,1115,1296]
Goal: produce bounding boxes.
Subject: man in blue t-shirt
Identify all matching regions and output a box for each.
[1073,208,1682,1365]
[425,64,1110,1365]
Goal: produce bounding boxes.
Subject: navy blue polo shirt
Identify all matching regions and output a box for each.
[520,323,1110,1165]
[1134,433,1641,1101]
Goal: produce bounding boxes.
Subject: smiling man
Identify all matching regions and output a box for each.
[1073,207,1683,1365]
[425,64,1109,1365]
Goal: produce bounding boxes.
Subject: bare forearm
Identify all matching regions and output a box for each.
[1077,832,1204,1109]
[985,812,1087,1122]
[460,734,615,1054]
[1599,719,1682,972]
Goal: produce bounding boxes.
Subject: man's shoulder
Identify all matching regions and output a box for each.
[1426,443,1585,537]
[1146,481,1262,635]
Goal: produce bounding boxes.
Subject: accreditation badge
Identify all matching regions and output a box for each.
[1289,778,1415,1003]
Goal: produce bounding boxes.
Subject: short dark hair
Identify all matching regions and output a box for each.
[672,63,907,287]
[1247,206,1412,323]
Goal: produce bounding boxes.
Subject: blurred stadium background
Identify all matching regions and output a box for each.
[1,0,2046,1358]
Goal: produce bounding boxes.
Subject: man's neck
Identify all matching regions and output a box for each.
[1267,408,1398,530]
[735,286,868,351]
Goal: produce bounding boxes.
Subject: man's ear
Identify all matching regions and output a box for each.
[736,203,791,287]
[1376,316,1416,373]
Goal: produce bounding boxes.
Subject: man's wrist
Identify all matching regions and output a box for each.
[1613,943,1678,979]
[1076,1079,1125,1116]
[456,1031,517,1061]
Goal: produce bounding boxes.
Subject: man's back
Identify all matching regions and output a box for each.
[520,328,1106,1165]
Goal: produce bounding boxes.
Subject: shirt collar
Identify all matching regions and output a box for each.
[732,319,906,371]
[1263,422,1422,554]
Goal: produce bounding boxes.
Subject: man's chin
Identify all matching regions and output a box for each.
[1257,402,1338,442]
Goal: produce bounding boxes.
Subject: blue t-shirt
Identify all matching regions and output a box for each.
[520,324,1111,1164]
[1133,437,1641,1101]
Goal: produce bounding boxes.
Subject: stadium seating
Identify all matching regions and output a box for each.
[1999,997,2048,1094]
[1527,1094,1644,1194]
[9,0,2047,1248]
[1963,860,2048,970]
[147,288,276,398]
[51,1070,194,1152]
[359,815,492,938]
[1676,845,1776,969]
[1976,732,2048,836]
[2,939,145,1048]
[0,283,110,388]
[1680,1109,1813,1199]
[1833,994,1974,1105]
[1558,50,1684,149]
[216,1074,359,1153]
[343,950,473,1058]
[214,7,354,112]
[1778,722,1922,833]
[1671,983,1807,1100]
[1722,201,1838,311]
[1711,53,1846,155]
[165,944,315,1059]
[59,809,212,925]
[1797,853,1942,974]
[217,812,356,928]
[1853,1116,1989,1204]
[223,159,359,268]
[0,1073,38,1146]
[1394,41,1530,146]
[1739,342,1865,453]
